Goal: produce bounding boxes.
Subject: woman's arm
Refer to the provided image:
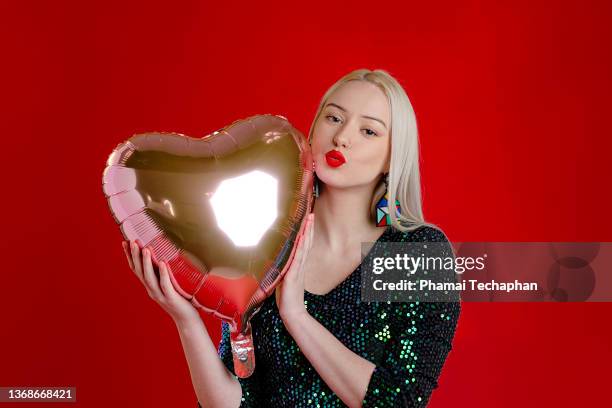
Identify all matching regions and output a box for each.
[275,215,375,406]
[122,241,242,408]
[361,301,460,407]
[176,318,242,408]
[275,224,461,407]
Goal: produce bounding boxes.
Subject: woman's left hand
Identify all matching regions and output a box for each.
[275,213,315,321]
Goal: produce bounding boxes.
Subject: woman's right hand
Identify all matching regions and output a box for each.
[121,240,202,326]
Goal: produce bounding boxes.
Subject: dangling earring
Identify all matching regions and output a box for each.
[375,173,401,227]
[312,158,320,198]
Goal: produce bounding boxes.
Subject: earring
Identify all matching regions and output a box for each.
[375,173,401,227]
[312,159,320,198]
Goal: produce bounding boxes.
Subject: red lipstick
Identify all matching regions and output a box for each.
[325,150,346,168]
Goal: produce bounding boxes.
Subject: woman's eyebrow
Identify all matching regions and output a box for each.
[325,102,387,130]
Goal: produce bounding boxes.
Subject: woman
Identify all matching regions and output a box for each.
[122,68,461,407]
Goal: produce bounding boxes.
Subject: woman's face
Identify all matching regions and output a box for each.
[310,80,391,190]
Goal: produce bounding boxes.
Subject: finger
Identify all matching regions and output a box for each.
[141,248,164,301]
[287,227,309,281]
[306,214,314,242]
[299,216,314,270]
[297,214,314,258]
[122,241,135,271]
[307,214,315,250]
[130,241,145,282]
[300,214,314,248]
[294,229,307,259]
[158,261,180,300]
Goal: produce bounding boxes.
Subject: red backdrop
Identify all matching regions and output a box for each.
[1,0,611,406]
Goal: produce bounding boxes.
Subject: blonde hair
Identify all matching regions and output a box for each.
[308,68,440,233]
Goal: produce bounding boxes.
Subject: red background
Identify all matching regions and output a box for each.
[1,0,611,406]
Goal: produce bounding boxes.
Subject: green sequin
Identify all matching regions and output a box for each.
[210,225,460,408]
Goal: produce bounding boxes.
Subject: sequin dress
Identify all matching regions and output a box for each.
[201,225,461,407]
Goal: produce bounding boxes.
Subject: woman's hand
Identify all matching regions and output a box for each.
[275,213,315,321]
[122,240,202,326]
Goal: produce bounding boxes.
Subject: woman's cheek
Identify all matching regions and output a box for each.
[311,139,325,160]
[359,152,385,176]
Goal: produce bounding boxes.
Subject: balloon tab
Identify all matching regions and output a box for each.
[230,324,255,378]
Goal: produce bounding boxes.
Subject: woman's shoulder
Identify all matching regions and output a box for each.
[385,222,449,244]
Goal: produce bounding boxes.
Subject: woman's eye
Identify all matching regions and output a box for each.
[324,115,377,137]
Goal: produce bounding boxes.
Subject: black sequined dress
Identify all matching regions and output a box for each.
[201,225,461,407]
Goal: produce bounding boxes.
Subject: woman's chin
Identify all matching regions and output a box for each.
[315,175,350,190]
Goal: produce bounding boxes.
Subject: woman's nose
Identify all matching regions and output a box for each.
[333,127,351,149]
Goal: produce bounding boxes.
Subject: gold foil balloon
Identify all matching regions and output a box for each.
[102,114,313,378]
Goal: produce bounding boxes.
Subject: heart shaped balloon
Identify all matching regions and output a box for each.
[102,114,313,377]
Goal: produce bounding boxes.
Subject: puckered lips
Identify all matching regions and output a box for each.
[325,149,346,168]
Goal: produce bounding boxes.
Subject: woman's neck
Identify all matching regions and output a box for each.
[312,183,382,252]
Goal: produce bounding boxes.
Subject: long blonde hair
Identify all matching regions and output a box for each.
[308,68,439,233]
